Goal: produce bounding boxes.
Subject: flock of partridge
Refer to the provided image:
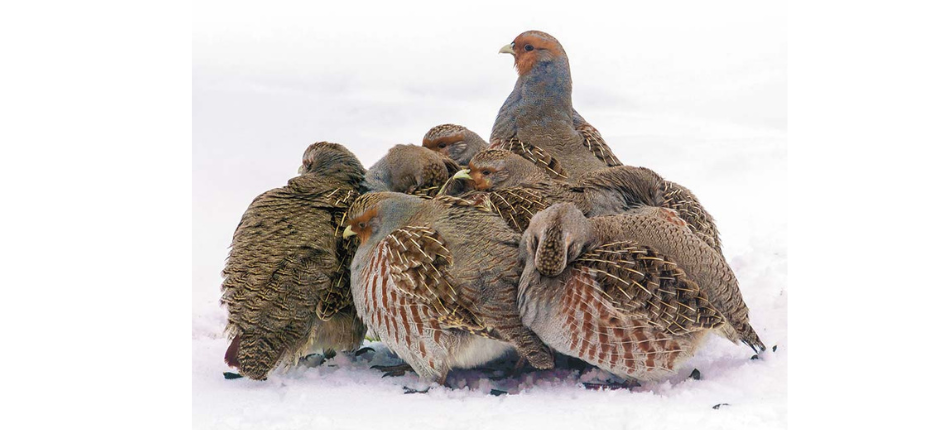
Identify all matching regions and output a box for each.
[220,30,766,387]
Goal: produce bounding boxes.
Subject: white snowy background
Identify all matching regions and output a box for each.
[193,1,786,428]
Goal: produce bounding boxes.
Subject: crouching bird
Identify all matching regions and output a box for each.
[421,124,488,166]
[345,192,555,385]
[364,144,461,197]
[451,149,723,254]
[518,203,765,384]
[220,142,368,380]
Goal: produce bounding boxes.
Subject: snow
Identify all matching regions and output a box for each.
[193,2,785,429]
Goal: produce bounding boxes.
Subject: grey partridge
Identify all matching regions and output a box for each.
[220,142,367,380]
[518,203,764,383]
[344,192,554,384]
[422,124,488,166]
[364,144,461,197]
[491,30,622,181]
[453,149,722,254]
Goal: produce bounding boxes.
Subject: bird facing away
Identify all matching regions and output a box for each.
[364,144,461,197]
[220,142,368,380]
[345,192,555,384]
[518,203,764,382]
[422,124,489,166]
[491,30,622,181]
[452,149,723,254]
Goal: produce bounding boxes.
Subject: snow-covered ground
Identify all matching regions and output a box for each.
[193,2,785,428]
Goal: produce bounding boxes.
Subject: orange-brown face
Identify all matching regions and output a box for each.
[345,207,378,243]
[422,132,465,157]
[508,33,565,76]
[466,162,498,190]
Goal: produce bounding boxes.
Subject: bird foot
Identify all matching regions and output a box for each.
[354,347,375,357]
[402,386,430,394]
[299,353,327,367]
[371,363,414,378]
[582,379,640,391]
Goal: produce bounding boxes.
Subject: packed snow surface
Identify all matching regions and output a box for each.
[192,129,786,430]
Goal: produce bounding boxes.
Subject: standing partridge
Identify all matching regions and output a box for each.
[518,203,764,383]
[422,124,488,166]
[344,192,554,384]
[220,142,367,380]
[491,30,622,181]
[452,149,722,254]
[364,144,461,197]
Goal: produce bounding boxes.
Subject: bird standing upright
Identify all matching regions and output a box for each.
[492,31,622,181]
[345,192,554,384]
[220,142,367,380]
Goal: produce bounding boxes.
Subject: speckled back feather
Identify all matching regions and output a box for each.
[221,144,367,380]
[576,122,622,168]
[573,242,724,334]
[491,137,569,179]
[349,193,554,382]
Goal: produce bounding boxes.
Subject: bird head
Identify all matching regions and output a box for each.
[422,124,486,165]
[364,145,459,195]
[499,30,568,77]
[521,203,594,277]
[298,141,365,182]
[344,192,424,244]
[455,149,548,191]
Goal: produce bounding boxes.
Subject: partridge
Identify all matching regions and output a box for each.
[364,144,461,197]
[492,30,622,181]
[453,149,722,253]
[422,124,488,166]
[344,192,554,384]
[220,142,367,380]
[518,203,764,382]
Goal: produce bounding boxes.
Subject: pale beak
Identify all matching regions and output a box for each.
[453,169,472,180]
[343,225,356,239]
[499,44,514,56]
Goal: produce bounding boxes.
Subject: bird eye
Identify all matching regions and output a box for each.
[482,170,491,176]
[524,44,534,52]
[358,222,365,228]
[438,143,447,148]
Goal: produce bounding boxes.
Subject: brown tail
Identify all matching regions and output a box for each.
[737,323,766,353]
[224,334,240,368]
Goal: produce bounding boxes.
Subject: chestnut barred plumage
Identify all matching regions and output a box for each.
[518,204,764,382]
[345,192,554,384]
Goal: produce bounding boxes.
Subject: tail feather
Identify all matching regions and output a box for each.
[224,334,241,368]
[737,323,766,353]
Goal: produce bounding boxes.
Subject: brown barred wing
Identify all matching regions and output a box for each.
[661,181,722,254]
[573,241,724,335]
[477,187,552,232]
[380,225,489,336]
[490,137,568,180]
[577,122,622,168]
